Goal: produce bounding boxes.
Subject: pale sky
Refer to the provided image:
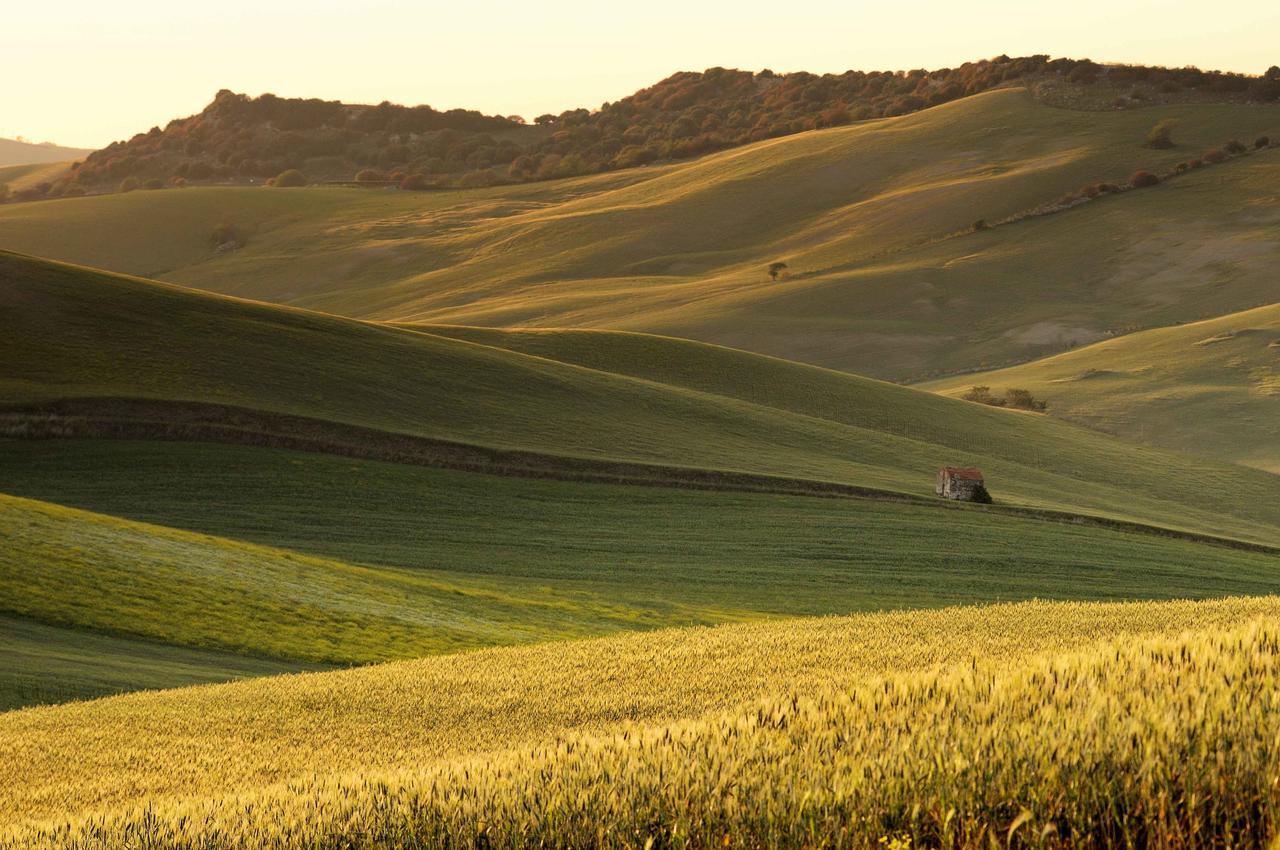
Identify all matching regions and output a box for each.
[4,0,1277,149]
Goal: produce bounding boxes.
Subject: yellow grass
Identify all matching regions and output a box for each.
[4,596,1280,847]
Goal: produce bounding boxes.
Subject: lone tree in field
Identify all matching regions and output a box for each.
[1144,119,1177,149]
[768,261,788,281]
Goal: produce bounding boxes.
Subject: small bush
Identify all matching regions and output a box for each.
[171,177,187,188]
[399,173,431,191]
[1004,388,1048,411]
[210,222,244,250]
[972,219,989,231]
[1224,139,1247,155]
[962,386,1047,412]
[355,168,386,183]
[961,386,1003,406]
[1129,170,1159,189]
[1204,148,1228,163]
[142,178,164,190]
[1143,119,1177,149]
[119,177,141,193]
[1096,183,1119,194]
[1256,136,1271,150]
[273,169,307,187]
[1188,158,1205,169]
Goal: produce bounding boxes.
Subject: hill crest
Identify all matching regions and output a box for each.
[20,56,1280,200]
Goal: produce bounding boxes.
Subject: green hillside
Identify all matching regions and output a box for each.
[0,615,312,711]
[4,251,1280,546]
[4,596,1280,843]
[0,89,1276,379]
[922,304,1280,472]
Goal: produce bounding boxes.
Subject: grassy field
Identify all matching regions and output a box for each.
[4,596,1280,846]
[0,161,76,193]
[8,439,1280,711]
[5,251,1280,547]
[0,616,314,711]
[0,89,1276,379]
[8,439,1280,624]
[921,303,1280,472]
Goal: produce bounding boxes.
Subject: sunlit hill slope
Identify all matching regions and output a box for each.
[1,89,1277,380]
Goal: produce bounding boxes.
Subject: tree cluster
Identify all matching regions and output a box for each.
[24,57,1280,199]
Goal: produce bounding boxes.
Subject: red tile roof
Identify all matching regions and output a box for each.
[941,466,984,481]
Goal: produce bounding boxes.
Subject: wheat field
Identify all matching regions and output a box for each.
[5,596,1280,848]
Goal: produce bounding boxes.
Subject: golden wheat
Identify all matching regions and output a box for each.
[5,597,1280,847]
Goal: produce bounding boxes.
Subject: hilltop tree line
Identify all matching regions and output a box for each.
[10,57,1280,199]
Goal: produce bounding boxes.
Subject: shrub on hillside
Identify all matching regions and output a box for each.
[62,184,86,197]
[1129,170,1160,188]
[142,178,164,190]
[962,386,1047,411]
[1004,388,1048,411]
[1204,148,1228,163]
[1143,119,1177,149]
[1225,139,1247,155]
[273,169,307,187]
[355,168,386,182]
[210,222,244,251]
[399,173,431,191]
[1257,136,1271,149]
[972,219,989,231]
[1188,158,1205,169]
[961,386,1002,406]
[119,177,140,193]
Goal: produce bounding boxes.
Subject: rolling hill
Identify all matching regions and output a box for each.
[3,596,1279,846]
[5,250,1280,545]
[0,138,91,168]
[1,89,1276,380]
[5,250,1280,708]
[922,303,1280,472]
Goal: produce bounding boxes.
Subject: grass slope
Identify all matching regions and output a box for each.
[0,489,694,667]
[3,251,1280,546]
[3,597,1280,843]
[921,303,1280,472]
[0,615,312,712]
[7,440,1280,624]
[0,89,1276,378]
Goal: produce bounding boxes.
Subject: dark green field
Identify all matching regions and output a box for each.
[4,437,1280,709]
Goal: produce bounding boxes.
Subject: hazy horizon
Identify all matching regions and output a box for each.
[4,0,1278,149]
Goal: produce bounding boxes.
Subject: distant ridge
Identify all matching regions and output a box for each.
[0,137,92,168]
[24,56,1280,199]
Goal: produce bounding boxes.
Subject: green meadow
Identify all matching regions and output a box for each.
[923,302,1280,472]
[4,251,1279,547]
